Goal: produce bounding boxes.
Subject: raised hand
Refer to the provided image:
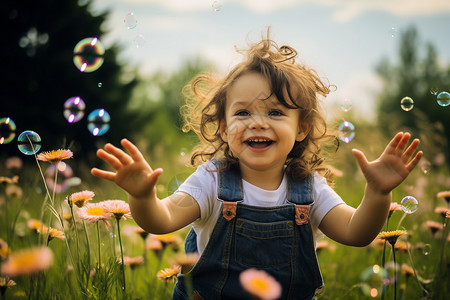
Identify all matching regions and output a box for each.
[351,132,423,195]
[91,139,163,200]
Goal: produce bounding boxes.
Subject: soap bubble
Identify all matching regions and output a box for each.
[400,97,414,111]
[98,82,102,88]
[73,37,105,73]
[423,244,432,256]
[389,27,397,38]
[340,99,352,112]
[63,96,86,123]
[124,12,137,29]
[338,121,355,143]
[436,91,450,107]
[212,0,222,11]
[45,162,81,193]
[133,34,146,48]
[17,130,41,155]
[419,159,431,174]
[430,87,439,96]
[401,196,418,214]
[0,117,17,144]
[167,173,191,196]
[87,109,110,136]
[360,265,388,298]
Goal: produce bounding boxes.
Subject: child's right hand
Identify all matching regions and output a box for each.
[91,139,163,200]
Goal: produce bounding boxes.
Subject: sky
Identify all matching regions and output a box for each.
[90,0,450,122]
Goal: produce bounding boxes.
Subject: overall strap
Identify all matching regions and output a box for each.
[287,174,314,226]
[211,159,243,221]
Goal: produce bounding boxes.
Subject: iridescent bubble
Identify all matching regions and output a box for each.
[124,12,137,29]
[63,96,86,123]
[17,130,41,155]
[436,91,450,107]
[98,82,102,88]
[340,99,352,112]
[423,244,432,256]
[338,121,355,143]
[389,27,397,38]
[400,96,414,111]
[360,265,388,298]
[430,87,439,96]
[45,162,80,193]
[419,159,431,174]
[167,173,191,196]
[212,0,222,11]
[73,37,105,73]
[401,196,418,214]
[133,34,145,48]
[87,109,110,136]
[0,117,17,145]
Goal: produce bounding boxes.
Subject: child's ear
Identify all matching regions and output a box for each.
[219,121,228,142]
[296,122,311,142]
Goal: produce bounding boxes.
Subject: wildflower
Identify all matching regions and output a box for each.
[401,264,415,278]
[0,238,9,259]
[394,241,410,253]
[157,265,181,282]
[239,268,282,300]
[437,190,450,203]
[62,213,72,221]
[377,230,407,246]
[37,226,65,242]
[5,185,22,198]
[121,256,145,269]
[134,226,149,240]
[37,149,73,164]
[66,190,95,208]
[424,220,443,235]
[151,233,182,251]
[172,252,199,272]
[316,240,329,253]
[0,277,16,296]
[434,207,450,219]
[5,156,22,169]
[101,200,132,220]
[0,176,19,185]
[388,202,402,218]
[1,246,53,277]
[77,202,113,223]
[27,219,43,232]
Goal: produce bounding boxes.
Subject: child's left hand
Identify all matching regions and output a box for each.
[351,132,422,195]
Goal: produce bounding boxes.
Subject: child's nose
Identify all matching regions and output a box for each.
[249,115,269,130]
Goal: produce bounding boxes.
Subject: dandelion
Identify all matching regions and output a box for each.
[101,200,131,220]
[1,246,53,277]
[239,268,282,300]
[437,190,450,204]
[157,265,181,282]
[0,276,16,296]
[37,149,73,164]
[66,190,95,208]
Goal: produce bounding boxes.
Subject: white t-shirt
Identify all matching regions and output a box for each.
[177,161,344,255]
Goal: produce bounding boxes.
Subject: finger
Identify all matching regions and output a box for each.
[104,143,133,165]
[147,168,163,187]
[96,149,123,170]
[401,138,420,163]
[91,168,116,181]
[406,151,423,172]
[121,139,146,162]
[352,148,368,171]
[383,132,404,155]
[394,132,411,155]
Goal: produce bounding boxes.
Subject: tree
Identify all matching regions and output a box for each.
[375,26,450,167]
[0,0,137,165]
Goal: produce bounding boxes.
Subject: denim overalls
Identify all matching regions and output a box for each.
[173,161,324,300]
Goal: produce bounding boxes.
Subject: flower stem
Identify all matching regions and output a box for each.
[116,219,126,291]
[391,244,397,300]
[96,222,101,268]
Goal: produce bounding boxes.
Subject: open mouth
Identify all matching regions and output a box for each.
[245,138,274,148]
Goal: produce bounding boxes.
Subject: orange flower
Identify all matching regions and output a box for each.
[5,185,22,198]
[27,219,43,232]
[424,220,443,235]
[0,238,9,259]
[1,247,53,277]
[172,252,199,272]
[401,264,415,278]
[134,227,149,240]
[0,276,16,292]
[67,190,95,208]
[240,268,282,300]
[37,226,65,242]
[77,203,112,223]
[151,233,182,251]
[377,230,407,246]
[0,176,19,184]
[5,157,23,169]
[121,256,145,269]
[37,149,73,164]
[101,200,132,220]
[157,265,181,282]
[437,191,450,203]
[434,207,450,219]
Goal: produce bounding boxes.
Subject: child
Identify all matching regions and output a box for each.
[91,31,422,300]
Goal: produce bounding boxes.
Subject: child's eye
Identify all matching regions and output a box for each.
[235,110,250,116]
[269,110,284,116]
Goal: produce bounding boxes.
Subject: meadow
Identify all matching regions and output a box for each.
[0,127,448,300]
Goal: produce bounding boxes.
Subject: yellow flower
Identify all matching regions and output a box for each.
[401,264,415,278]
[0,176,19,185]
[67,190,95,208]
[37,149,73,164]
[157,265,181,282]
[377,230,407,246]
[27,219,43,232]
[1,247,53,277]
[0,238,10,259]
[77,203,112,223]
[37,227,65,242]
[239,268,282,300]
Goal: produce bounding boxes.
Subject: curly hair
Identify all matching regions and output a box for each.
[181,28,337,183]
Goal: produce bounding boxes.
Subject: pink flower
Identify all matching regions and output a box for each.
[239,268,282,300]
[77,203,112,223]
[101,200,132,220]
[388,202,402,218]
[67,190,95,208]
[37,149,73,164]
[1,247,53,277]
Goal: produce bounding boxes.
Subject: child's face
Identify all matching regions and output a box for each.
[220,72,308,174]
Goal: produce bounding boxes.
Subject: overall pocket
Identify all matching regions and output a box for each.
[234,218,294,267]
